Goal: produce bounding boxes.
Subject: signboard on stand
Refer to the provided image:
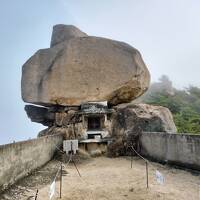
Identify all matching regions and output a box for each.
[63,140,78,154]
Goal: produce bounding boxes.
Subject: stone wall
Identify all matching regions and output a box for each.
[0,134,63,192]
[140,132,200,170]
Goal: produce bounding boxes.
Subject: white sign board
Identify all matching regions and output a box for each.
[63,140,78,154]
[155,170,165,185]
[49,180,56,199]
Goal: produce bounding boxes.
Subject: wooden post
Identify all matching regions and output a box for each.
[35,189,38,200]
[146,161,149,189]
[131,150,133,169]
[60,163,62,199]
[131,145,149,189]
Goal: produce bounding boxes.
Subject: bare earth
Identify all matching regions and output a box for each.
[1,156,200,200]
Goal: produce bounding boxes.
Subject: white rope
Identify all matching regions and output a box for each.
[129,145,149,163]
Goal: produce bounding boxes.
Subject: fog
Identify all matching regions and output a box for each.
[0,0,199,144]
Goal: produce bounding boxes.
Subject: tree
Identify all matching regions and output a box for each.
[142,76,200,134]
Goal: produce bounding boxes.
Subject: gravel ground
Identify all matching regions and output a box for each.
[0,156,200,200]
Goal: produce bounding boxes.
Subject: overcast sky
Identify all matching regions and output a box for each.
[0,0,200,144]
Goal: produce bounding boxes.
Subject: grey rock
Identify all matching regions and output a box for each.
[25,105,55,126]
[21,25,150,106]
[113,103,177,133]
[50,24,87,47]
[107,103,177,156]
[38,126,74,138]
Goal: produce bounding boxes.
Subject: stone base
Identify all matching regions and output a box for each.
[79,139,110,156]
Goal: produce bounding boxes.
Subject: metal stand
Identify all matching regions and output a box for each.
[57,140,81,199]
[72,158,81,177]
[70,141,81,177]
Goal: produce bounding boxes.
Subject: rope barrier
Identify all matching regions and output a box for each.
[128,145,163,170]
[128,145,149,188]
[128,145,200,189]
[129,146,148,163]
[32,142,199,199]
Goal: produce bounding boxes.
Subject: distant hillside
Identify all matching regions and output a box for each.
[137,75,200,134]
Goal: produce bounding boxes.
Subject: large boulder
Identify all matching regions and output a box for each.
[21,24,150,106]
[112,103,177,133]
[107,103,176,156]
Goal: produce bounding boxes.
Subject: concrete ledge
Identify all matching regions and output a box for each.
[0,134,63,192]
[140,132,200,171]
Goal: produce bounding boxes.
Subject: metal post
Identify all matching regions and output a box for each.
[131,149,133,169]
[146,161,149,189]
[35,189,38,200]
[73,123,76,138]
[60,163,62,198]
[71,141,73,155]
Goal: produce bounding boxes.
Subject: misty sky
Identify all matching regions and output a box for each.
[0,0,200,144]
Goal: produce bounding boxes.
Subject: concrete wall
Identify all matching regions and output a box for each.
[140,132,200,170]
[0,134,63,191]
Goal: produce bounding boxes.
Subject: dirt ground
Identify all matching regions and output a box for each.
[1,156,200,200]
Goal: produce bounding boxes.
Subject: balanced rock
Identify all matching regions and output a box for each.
[21,24,150,106]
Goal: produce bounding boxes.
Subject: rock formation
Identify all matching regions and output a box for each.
[107,103,177,156]
[21,24,150,106]
[112,103,177,133]
[21,24,177,157]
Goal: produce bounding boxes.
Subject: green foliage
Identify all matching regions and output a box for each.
[143,80,200,134]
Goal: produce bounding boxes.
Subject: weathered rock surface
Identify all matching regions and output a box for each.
[38,122,84,139]
[107,103,177,156]
[25,104,82,127]
[38,126,73,138]
[22,24,150,106]
[50,24,87,47]
[25,105,55,126]
[113,103,177,133]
